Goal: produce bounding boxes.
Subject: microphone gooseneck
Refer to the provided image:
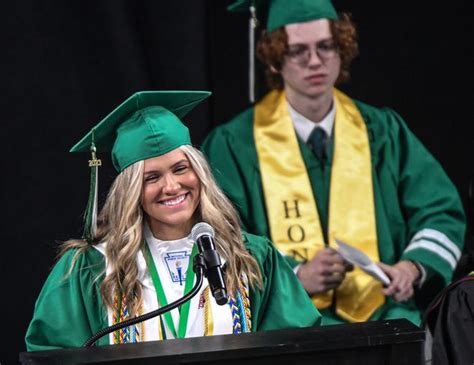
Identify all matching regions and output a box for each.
[191,222,228,305]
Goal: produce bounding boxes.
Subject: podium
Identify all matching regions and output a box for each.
[20,319,424,365]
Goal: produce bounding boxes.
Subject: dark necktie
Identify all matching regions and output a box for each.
[308,127,327,161]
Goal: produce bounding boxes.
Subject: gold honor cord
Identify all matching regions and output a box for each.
[254,89,384,322]
[203,287,214,336]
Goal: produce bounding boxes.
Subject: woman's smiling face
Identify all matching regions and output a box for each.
[141,148,201,240]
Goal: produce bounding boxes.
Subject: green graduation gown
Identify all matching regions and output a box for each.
[25,232,321,351]
[201,96,466,325]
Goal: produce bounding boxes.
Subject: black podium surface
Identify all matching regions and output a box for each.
[20,319,424,365]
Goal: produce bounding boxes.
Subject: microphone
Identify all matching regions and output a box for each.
[191,222,228,305]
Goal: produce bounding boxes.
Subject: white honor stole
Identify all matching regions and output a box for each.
[142,228,233,340]
[95,226,234,343]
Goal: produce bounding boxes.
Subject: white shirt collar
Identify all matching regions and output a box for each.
[143,222,192,248]
[143,222,227,266]
[287,99,335,143]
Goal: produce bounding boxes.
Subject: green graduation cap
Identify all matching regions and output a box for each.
[71,90,211,172]
[70,90,211,243]
[228,0,338,32]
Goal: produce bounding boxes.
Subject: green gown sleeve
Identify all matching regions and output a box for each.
[364,106,466,286]
[396,113,465,281]
[25,248,109,351]
[243,232,322,331]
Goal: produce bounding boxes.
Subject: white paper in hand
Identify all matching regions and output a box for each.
[335,239,391,286]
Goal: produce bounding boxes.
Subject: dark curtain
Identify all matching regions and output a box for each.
[1,1,473,363]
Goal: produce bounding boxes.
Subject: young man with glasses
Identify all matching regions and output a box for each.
[202,0,465,325]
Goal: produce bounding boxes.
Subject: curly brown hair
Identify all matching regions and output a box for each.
[256,13,359,90]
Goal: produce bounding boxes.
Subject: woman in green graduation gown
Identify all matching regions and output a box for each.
[25,90,321,351]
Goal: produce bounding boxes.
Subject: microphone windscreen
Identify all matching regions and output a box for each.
[191,222,215,241]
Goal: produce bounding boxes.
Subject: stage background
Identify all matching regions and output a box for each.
[1,1,472,363]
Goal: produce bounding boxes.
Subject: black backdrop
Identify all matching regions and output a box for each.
[1,1,473,363]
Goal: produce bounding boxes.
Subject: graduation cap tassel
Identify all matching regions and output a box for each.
[83,130,101,243]
[248,3,257,103]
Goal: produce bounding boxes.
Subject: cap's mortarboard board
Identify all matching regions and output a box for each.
[71,90,211,172]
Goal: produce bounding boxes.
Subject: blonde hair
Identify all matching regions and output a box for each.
[61,145,262,315]
[180,145,262,295]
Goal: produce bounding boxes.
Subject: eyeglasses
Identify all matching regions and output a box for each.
[285,39,339,65]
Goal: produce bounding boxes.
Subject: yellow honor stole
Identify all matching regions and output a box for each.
[254,89,384,322]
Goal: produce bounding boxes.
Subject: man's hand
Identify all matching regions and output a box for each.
[297,248,353,295]
[378,261,421,302]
